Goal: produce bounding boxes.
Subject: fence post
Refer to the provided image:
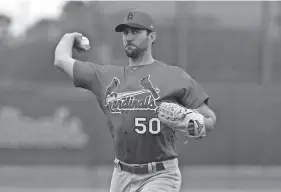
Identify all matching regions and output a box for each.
[259,1,276,85]
[175,1,194,71]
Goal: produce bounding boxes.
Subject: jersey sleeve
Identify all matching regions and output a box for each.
[73,60,102,96]
[178,69,209,109]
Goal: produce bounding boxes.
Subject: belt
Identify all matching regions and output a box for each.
[114,160,166,175]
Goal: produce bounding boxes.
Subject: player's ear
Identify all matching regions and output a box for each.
[149,32,157,44]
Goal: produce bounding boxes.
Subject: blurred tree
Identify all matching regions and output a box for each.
[277,2,281,32]
[59,1,104,43]
[24,18,61,43]
[59,1,106,63]
[0,14,12,41]
[0,14,12,82]
[0,1,108,84]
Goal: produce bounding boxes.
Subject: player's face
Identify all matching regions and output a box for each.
[122,27,150,59]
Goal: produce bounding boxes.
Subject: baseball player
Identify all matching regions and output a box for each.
[54,10,216,192]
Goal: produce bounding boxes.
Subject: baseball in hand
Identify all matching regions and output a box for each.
[80,36,90,51]
[74,36,90,52]
[81,36,90,47]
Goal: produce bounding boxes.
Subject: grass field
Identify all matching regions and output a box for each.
[0,189,280,192]
[0,188,280,192]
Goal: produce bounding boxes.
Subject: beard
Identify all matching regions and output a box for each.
[124,41,148,59]
[125,46,146,59]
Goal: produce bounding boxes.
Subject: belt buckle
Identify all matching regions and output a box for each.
[131,164,143,174]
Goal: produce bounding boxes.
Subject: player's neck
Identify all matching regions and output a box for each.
[128,52,155,66]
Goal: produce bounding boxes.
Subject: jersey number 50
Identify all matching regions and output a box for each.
[134,118,161,134]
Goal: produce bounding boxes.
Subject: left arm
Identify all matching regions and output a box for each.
[194,103,216,132]
[177,68,216,133]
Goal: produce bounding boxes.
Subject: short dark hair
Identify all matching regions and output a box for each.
[146,29,152,35]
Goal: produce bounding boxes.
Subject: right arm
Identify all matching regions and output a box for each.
[54,33,101,93]
[54,32,80,79]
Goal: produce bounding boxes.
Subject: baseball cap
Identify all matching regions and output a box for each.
[115,10,155,32]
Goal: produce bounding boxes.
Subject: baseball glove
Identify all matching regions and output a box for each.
[157,101,206,143]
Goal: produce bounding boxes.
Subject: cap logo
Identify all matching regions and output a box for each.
[127,12,133,20]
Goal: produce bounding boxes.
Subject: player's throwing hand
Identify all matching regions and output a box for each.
[72,33,91,52]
